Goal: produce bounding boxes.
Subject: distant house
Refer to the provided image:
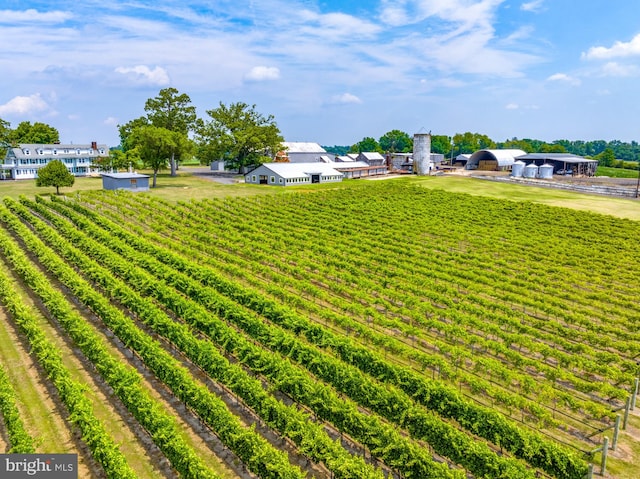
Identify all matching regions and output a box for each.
[245,162,344,186]
[1,142,108,180]
[101,172,150,192]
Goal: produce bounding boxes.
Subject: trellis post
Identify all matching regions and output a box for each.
[623,397,630,430]
[601,437,609,476]
[631,378,639,410]
[611,415,621,451]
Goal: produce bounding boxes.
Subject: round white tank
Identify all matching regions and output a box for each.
[511,160,525,177]
[413,133,431,176]
[538,163,554,179]
[523,163,538,178]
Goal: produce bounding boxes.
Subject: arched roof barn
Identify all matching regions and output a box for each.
[466,149,527,171]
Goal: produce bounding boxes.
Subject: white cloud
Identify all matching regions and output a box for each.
[547,73,581,86]
[331,93,362,104]
[0,93,48,115]
[0,9,72,24]
[244,66,281,82]
[582,33,640,60]
[376,0,541,77]
[521,1,544,12]
[600,61,639,77]
[114,65,170,86]
[297,9,381,38]
[104,116,118,126]
[505,103,539,110]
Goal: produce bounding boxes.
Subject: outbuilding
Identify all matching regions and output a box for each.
[101,172,150,192]
[245,162,344,186]
[465,149,527,171]
[277,142,328,163]
[516,153,598,176]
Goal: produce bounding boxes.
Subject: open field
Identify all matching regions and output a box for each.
[0,173,639,478]
[595,167,640,179]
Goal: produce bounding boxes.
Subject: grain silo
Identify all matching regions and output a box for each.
[511,160,525,177]
[538,163,554,179]
[523,163,538,178]
[413,132,432,176]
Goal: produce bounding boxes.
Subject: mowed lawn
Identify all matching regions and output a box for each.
[0,167,638,221]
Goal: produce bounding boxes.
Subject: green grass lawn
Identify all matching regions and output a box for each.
[408,175,640,221]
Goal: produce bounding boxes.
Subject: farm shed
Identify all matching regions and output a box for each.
[516,153,598,177]
[334,161,388,178]
[101,172,150,191]
[276,142,328,163]
[357,152,387,166]
[465,149,527,171]
[245,162,344,186]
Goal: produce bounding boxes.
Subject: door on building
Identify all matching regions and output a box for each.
[259,175,268,184]
[311,174,320,183]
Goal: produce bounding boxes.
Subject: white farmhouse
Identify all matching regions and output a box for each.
[1,142,109,180]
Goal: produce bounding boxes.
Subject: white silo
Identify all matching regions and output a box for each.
[413,132,432,176]
[538,163,554,179]
[511,160,525,177]
[523,163,538,178]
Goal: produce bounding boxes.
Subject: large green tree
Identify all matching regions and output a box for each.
[9,121,59,144]
[92,148,140,173]
[349,137,381,154]
[0,118,11,158]
[118,88,196,177]
[594,148,616,167]
[144,88,197,176]
[379,130,412,153]
[127,125,178,187]
[35,159,74,195]
[452,132,496,153]
[431,135,453,157]
[196,102,283,173]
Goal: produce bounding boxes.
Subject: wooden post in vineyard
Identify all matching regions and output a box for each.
[623,397,630,430]
[611,415,621,451]
[600,437,608,476]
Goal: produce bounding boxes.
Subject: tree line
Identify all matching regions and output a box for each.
[325,131,640,165]
[4,91,640,189]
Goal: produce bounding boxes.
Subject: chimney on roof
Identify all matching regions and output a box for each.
[91,141,97,150]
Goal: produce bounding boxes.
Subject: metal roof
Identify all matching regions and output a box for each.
[517,153,598,163]
[468,149,527,168]
[359,152,385,160]
[8,143,109,159]
[253,162,343,179]
[282,142,326,153]
[101,172,149,179]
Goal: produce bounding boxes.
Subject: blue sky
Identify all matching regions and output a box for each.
[1,0,639,147]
